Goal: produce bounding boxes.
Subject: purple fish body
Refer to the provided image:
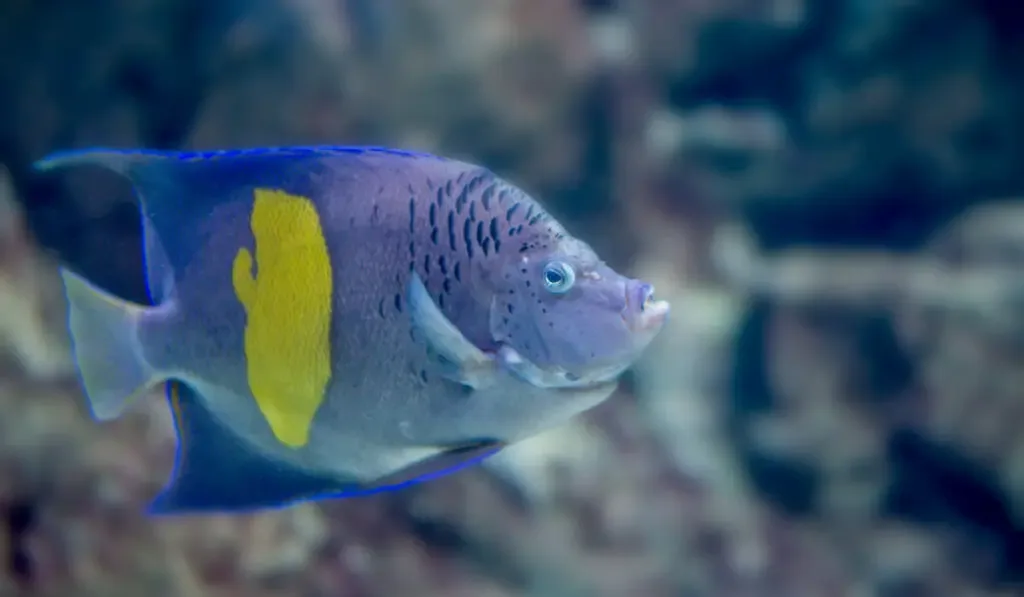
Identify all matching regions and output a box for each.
[35,145,670,514]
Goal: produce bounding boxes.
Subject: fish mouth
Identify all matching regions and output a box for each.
[624,281,670,334]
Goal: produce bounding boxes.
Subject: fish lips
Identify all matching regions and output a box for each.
[623,280,670,335]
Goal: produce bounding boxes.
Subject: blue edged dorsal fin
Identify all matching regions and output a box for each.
[36,148,322,302]
[33,145,442,303]
[148,381,351,515]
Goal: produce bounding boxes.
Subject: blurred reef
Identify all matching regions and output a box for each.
[2,0,1024,595]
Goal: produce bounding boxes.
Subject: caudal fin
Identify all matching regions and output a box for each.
[60,268,158,421]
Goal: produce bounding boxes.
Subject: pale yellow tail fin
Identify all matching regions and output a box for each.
[60,268,158,420]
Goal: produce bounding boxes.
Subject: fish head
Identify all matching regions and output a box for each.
[488,235,669,389]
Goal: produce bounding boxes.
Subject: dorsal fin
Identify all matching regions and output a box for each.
[33,145,445,302]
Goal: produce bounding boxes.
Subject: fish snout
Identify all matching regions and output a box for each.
[624,280,670,333]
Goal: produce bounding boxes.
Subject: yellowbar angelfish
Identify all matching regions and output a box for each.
[34,145,670,515]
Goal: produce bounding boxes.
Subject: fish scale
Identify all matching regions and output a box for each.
[34,145,669,514]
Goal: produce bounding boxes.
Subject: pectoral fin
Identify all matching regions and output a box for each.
[406,272,497,389]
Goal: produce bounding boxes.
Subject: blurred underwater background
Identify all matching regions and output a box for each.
[2,0,1024,595]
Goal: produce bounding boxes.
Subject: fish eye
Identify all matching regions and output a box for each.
[542,261,575,294]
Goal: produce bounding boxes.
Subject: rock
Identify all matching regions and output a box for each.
[0,166,71,380]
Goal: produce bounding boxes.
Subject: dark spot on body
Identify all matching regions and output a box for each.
[482,237,491,256]
[468,172,489,193]
[489,217,500,242]
[507,304,514,314]
[436,186,445,208]
[444,180,454,199]
[505,203,520,222]
[409,241,416,258]
[438,293,446,308]
[439,256,448,275]
[431,227,439,245]
[475,221,485,248]
[447,211,457,251]
[394,293,403,312]
[455,186,469,215]
[524,204,535,221]
[378,299,386,318]
[443,278,452,293]
[420,370,429,383]
[463,218,474,259]
[429,203,437,227]
[372,204,381,223]
[424,254,431,275]
[481,183,495,210]
[454,262,462,282]
[408,198,416,234]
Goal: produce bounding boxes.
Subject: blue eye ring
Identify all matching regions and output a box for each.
[542,261,575,294]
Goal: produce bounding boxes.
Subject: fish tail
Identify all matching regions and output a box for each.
[60,267,160,421]
[32,147,164,176]
[35,147,181,302]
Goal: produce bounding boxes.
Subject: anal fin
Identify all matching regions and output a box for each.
[360,440,505,494]
[149,381,352,515]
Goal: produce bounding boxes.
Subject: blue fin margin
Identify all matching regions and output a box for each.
[148,381,351,515]
[149,381,504,515]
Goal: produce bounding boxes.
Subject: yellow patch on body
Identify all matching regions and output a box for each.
[232,188,333,448]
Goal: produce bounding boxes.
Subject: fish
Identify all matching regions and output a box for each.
[34,145,670,515]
